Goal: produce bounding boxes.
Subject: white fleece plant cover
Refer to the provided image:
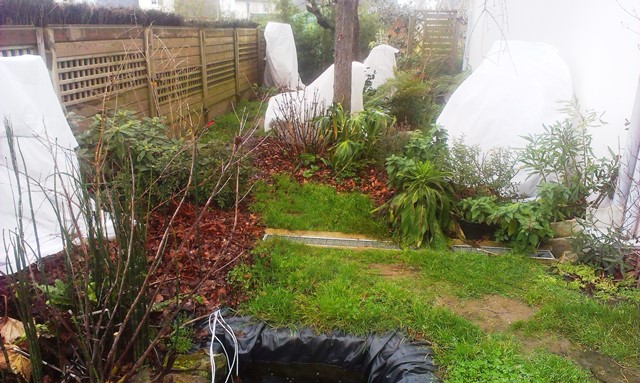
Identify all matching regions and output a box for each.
[264,61,367,131]
[436,40,573,196]
[364,44,399,90]
[0,55,112,273]
[263,22,304,91]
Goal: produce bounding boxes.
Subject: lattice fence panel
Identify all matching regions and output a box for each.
[408,10,461,69]
[151,28,204,107]
[1,46,38,57]
[154,66,203,104]
[237,29,258,92]
[57,52,147,106]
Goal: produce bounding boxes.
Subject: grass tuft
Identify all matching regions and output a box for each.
[251,174,388,238]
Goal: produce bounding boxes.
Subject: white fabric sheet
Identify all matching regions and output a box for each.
[610,76,640,236]
[263,22,304,91]
[0,55,111,273]
[264,62,366,131]
[364,44,399,89]
[436,41,573,196]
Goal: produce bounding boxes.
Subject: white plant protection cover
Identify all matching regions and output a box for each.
[436,40,573,196]
[263,22,304,91]
[0,55,111,273]
[364,44,399,89]
[608,76,640,236]
[264,61,366,131]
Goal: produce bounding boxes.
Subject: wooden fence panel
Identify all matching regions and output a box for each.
[0,24,264,134]
[0,26,40,57]
[150,27,204,130]
[50,26,149,118]
[236,28,258,93]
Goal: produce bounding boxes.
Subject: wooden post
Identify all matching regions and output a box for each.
[199,28,208,112]
[43,27,62,104]
[144,27,157,118]
[257,28,263,85]
[450,11,459,72]
[35,28,46,64]
[407,12,415,55]
[233,28,240,100]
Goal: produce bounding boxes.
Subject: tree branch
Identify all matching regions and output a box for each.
[306,0,334,30]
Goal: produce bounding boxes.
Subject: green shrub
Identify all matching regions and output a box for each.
[77,110,250,209]
[367,70,435,127]
[519,98,618,220]
[458,196,554,251]
[318,105,395,176]
[384,127,449,181]
[447,138,519,199]
[1,0,257,27]
[570,227,635,276]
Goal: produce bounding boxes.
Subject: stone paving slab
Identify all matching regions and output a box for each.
[262,230,400,250]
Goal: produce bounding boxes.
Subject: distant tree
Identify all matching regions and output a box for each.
[173,0,220,20]
[274,0,299,22]
[333,0,359,112]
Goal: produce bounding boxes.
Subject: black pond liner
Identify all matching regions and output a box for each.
[206,312,439,383]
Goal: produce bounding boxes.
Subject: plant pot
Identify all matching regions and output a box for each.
[550,219,581,238]
[459,221,497,241]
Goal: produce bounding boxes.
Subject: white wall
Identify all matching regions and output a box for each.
[222,0,272,19]
[464,0,640,157]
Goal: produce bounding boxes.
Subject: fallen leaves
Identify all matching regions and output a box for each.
[252,137,394,206]
[0,317,32,382]
[0,317,24,344]
[146,203,264,316]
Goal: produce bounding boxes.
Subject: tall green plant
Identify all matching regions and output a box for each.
[519,98,618,220]
[447,138,519,199]
[3,122,44,383]
[379,160,453,247]
[458,196,554,251]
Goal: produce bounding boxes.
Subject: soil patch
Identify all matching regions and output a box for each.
[368,263,420,279]
[437,294,640,383]
[0,203,264,319]
[436,294,536,333]
[520,335,640,383]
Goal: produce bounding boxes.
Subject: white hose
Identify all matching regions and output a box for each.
[208,309,239,383]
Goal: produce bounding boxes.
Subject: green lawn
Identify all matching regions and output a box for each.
[239,174,639,382]
[251,174,389,238]
[202,99,267,143]
[231,239,638,382]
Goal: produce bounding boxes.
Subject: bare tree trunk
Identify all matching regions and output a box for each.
[333,0,359,113]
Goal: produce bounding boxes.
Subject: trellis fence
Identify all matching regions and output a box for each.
[0,25,265,131]
[407,10,462,70]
